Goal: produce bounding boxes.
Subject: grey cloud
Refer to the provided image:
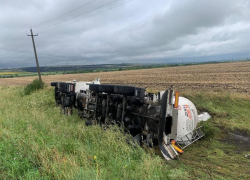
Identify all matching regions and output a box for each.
[0,0,250,68]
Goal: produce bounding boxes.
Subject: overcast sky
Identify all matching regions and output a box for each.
[0,0,250,68]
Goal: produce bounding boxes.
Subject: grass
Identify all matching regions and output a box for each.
[0,72,24,75]
[176,91,250,180]
[0,72,31,75]
[0,87,250,179]
[0,86,176,180]
[0,72,63,78]
[23,79,44,95]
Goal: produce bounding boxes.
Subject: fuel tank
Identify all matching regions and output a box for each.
[174,97,199,142]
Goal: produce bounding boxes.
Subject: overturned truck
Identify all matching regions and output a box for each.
[51,79,208,160]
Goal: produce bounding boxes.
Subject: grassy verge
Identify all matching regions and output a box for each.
[0,87,249,179]
[0,86,178,180]
[176,92,250,180]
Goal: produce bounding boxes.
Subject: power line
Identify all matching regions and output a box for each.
[36,0,119,32]
[13,38,30,51]
[0,1,117,51]
[32,0,96,28]
[1,0,133,55]
[1,1,96,52]
[1,38,30,53]
[0,30,28,51]
[39,0,133,34]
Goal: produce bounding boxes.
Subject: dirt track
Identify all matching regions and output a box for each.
[1,61,250,94]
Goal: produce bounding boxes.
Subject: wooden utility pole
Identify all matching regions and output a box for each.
[27,28,43,89]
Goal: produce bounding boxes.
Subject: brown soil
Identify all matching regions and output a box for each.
[221,131,250,153]
[1,61,250,94]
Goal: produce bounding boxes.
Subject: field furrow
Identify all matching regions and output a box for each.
[1,61,250,94]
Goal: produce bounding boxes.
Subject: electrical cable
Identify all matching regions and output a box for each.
[0,0,133,57]
[39,0,133,34]
[36,0,119,32]
[0,30,28,51]
[0,35,33,53]
[0,0,96,51]
[32,0,96,28]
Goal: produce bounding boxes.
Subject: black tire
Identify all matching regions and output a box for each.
[51,82,58,86]
[146,133,154,148]
[85,120,93,126]
[59,83,67,93]
[133,134,142,146]
[89,84,100,92]
[114,85,136,96]
[99,84,115,93]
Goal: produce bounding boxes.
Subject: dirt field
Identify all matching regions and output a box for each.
[1,61,250,94]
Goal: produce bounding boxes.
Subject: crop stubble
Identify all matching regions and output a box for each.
[1,61,250,94]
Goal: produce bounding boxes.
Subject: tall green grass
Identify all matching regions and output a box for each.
[23,79,44,95]
[178,91,250,180]
[0,86,182,180]
[0,86,249,179]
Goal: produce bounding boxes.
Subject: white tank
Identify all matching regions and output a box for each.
[175,97,198,142]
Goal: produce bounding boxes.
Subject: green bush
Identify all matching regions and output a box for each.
[23,79,44,95]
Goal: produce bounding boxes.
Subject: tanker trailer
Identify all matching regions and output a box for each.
[51,82,209,161]
[78,84,207,160]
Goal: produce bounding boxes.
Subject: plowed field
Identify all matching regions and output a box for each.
[1,61,250,94]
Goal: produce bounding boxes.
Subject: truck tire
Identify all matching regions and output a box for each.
[99,84,115,93]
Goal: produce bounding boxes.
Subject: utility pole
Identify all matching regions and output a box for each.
[27,28,43,89]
